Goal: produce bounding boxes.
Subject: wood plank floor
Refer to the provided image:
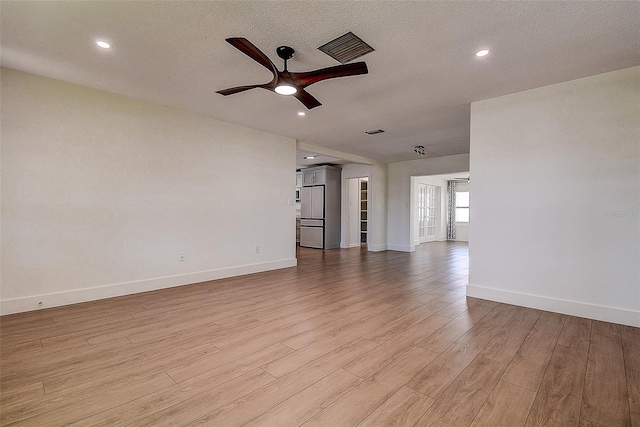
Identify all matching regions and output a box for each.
[1,242,638,426]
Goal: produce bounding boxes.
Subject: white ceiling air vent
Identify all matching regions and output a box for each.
[365,129,385,135]
[318,32,375,64]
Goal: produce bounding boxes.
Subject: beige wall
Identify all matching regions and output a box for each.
[469,66,640,327]
[1,69,297,314]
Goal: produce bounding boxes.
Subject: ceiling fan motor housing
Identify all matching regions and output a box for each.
[276,46,295,61]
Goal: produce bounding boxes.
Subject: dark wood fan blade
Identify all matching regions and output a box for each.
[216,84,263,96]
[294,89,322,110]
[291,62,368,88]
[225,38,278,75]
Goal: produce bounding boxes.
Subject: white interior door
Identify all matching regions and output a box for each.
[418,184,427,243]
[426,185,437,242]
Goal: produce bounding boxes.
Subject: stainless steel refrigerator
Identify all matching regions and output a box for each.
[299,166,341,249]
[300,186,325,248]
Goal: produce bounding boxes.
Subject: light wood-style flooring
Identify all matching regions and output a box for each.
[1,242,638,426]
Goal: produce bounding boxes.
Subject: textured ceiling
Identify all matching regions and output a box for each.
[2,1,639,164]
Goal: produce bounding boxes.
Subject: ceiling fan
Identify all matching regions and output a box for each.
[216,38,369,110]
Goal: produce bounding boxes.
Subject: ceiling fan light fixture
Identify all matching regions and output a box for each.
[275,84,297,95]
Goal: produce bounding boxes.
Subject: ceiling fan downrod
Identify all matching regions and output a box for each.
[276,46,295,71]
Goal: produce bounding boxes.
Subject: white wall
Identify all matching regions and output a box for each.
[387,154,470,252]
[469,66,640,327]
[345,177,361,247]
[412,176,447,244]
[1,69,297,314]
[341,163,388,252]
[454,226,469,242]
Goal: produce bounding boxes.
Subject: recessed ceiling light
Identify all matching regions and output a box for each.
[475,49,490,57]
[303,155,317,160]
[297,111,306,116]
[96,40,111,49]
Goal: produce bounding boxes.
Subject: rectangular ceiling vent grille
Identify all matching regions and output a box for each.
[318,32,375,64]
[365,129,385,135]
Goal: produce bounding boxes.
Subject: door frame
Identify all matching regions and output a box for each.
[425,184,437,243]
[345,176,369,248]
[411,176,446,247]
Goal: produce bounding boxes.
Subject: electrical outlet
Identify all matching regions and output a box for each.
[179,253,185,262]
[255,246,260,254]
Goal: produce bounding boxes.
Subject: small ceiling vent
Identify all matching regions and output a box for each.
[365,129,385,135]
[318,32,375,64]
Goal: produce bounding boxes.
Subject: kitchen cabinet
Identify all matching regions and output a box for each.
[302,168,326,186]
[295,172,303,188]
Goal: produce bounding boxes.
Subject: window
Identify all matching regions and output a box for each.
[456,191,469,223]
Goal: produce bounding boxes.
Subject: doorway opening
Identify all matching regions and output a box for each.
[346,177,368,247]
[411,172,469,250]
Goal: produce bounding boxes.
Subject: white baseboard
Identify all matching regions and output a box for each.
[387,244,415,252]
[0,258,297,316]
[467,284,640,328]
[367,243,388,252]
